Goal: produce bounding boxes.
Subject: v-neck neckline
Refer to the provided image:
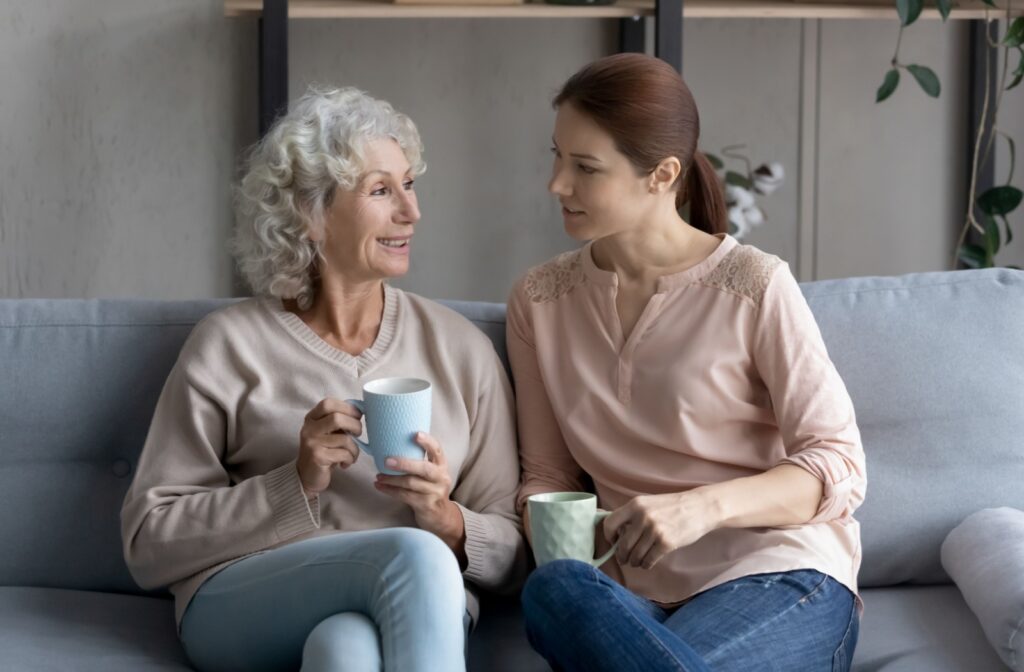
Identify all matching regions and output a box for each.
[581,233,737,353]
[263,284,400,377]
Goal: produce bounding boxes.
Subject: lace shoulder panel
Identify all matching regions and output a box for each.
[700,245,783,306]
[523,248,585,303]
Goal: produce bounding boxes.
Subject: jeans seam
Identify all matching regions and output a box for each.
[831,593,858,672]
[598,569,690,672]
[704,571,830,665]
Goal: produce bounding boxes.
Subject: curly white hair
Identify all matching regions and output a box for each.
[230,86,425,309]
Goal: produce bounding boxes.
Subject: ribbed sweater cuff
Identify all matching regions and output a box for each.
[456,503,494,585]
[265,460,320,541]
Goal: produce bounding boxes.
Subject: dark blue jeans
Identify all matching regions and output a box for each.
[522,561,858,672]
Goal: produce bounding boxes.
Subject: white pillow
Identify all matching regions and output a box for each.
[941,507,1024,672]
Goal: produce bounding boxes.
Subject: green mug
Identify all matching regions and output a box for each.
[527,492,619,567]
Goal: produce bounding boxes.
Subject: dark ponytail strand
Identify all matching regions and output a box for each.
[681,150,728,235]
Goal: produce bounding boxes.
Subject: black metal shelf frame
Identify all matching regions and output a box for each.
[257,0,683,135]
[253,0,998,256]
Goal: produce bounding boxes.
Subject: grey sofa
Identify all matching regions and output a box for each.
[2,267,1022,671]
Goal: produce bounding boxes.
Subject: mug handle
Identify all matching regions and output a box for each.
[343,399,371,454]
[591,509,619,568]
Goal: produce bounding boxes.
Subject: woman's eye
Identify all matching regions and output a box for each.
[403,180,415,191]
[578,164,596,175]
[370,186,388,196]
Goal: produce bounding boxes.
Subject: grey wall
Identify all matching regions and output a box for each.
[1,1,1020,300]
[0,0,254,299]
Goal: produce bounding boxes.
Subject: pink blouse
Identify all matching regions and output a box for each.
[508,233,866,606]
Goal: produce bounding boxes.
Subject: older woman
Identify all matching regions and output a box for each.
[121,87,526,672]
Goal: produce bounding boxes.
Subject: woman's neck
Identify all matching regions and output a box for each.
[591,212,714,285]
[290,278,386,355]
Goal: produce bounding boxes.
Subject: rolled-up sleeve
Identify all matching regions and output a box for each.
[753,264,867,525]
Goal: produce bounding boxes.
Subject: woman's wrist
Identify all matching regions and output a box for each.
[692,484,729,532]
[426,501,467,566]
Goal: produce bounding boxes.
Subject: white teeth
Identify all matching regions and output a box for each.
[378,239,408,248]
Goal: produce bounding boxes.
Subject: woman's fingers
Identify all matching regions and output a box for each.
[305,398,363,422]
[414,432,445,465]
[627,526,657,568]
[306,411,362,438]
[375,473,437,495]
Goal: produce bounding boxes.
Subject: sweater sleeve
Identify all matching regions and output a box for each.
[448,348,529,594]
[120,344,319,591]
[507,282,589,514]
[753,264,867,525]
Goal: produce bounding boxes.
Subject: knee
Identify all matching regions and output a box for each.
[385,528,461,579]
[302,612,381,672]
[522,560,594,623]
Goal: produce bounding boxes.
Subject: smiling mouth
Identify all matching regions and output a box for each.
[562,206,585,216]
[377,237,410,249]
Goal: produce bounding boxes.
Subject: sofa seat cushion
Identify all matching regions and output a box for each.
[0,586,191,671]
[853,586,1007,671]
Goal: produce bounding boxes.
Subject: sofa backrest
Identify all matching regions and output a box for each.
[803,268,1024,587]
[1,268,1022,593]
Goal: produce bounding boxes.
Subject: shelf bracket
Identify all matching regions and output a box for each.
[259,0,289,136]
[655,0,683,73]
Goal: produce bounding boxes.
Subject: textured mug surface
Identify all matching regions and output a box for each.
[528,492,618,567]
[346,377,431,475]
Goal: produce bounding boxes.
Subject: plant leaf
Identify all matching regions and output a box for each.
[1004,17,1024,48]
[1008,48,1024,91]
[1001,214,1014,246]
[724,171,752,190]
[877,69,900,102]
[1005,133,1016,184]
[979,0,996,6]
[705,153,724,170]
[958,244,989,269]
[907,65,941,97]
[984,215,1001,256]
[977,185,1024,216]
[897,0,923,26]
[936,0,952,20]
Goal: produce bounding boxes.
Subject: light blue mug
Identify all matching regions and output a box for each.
[345,377,431,476]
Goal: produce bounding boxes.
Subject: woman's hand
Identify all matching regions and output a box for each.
[374,432,465,550]
[603,490,718,570]
[297,398,364,497]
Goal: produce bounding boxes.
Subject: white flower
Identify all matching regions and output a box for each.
[744,206,765,227]
[725,184,755,209]
[728,206,751,239]
[752,162,785,195]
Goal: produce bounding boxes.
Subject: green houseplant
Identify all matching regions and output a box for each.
[877,0,1024,269]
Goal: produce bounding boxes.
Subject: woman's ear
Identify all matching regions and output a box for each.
[648,156,683,195]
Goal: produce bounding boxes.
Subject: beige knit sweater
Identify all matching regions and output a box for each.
[121,286,527,628]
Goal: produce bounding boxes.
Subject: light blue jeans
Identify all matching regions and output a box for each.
[180,528,468,672]
[522,560,859,672]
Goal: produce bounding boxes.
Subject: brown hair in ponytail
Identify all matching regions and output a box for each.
[553,53,727,235]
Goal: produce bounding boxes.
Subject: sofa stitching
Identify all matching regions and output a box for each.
[1008,611,1024,668]
[803,276,1011,300]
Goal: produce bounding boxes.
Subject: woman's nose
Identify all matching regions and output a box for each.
[396,190,420,224]
[548,168,571,197]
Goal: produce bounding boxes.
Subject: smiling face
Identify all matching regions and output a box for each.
[315,137,421,283]
[549,103,657,242]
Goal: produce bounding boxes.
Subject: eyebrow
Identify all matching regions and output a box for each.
[551,138,601,162]
[363,169,412,180]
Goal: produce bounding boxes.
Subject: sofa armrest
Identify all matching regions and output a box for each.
[941,507,1024,672]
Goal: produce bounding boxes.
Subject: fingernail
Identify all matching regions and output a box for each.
[386,458,397,467]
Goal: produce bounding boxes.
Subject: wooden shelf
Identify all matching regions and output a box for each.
[225,0,1024,20]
